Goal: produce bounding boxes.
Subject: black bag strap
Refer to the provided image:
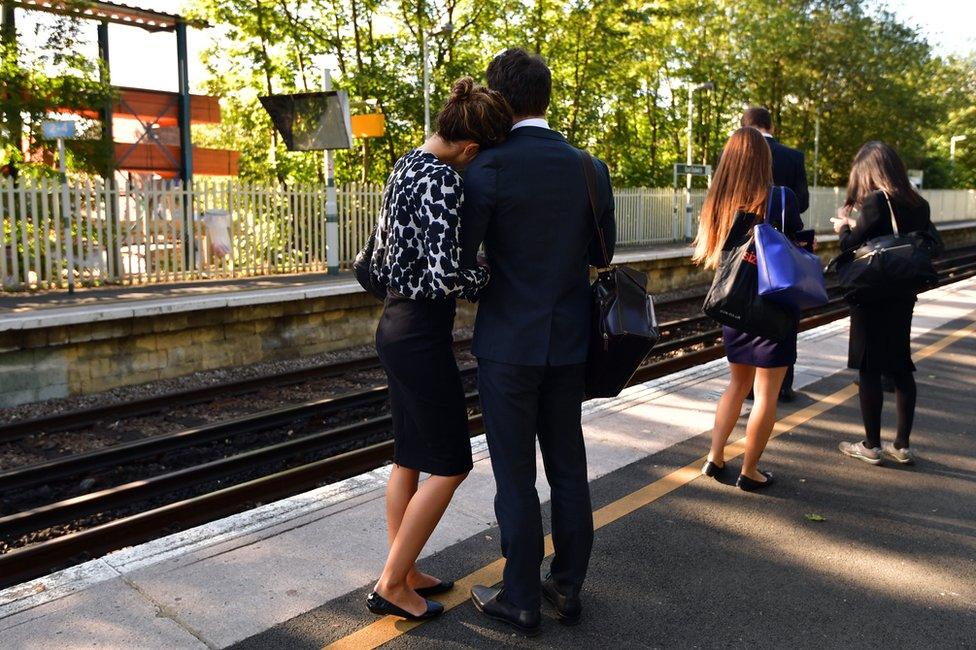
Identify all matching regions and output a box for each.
[578,149,611,270]
[881,190,899,235]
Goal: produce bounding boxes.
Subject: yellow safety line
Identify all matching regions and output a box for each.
[326,317,976,650]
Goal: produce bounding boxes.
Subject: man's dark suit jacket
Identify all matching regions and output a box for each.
[765,135,809,214]
[460,126,616,366]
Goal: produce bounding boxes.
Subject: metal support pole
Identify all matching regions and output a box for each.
[684,88,693,241]
[57,138,75,293]
[813,114,820,189]
[324,68,340,275]
[672,166,679,242]
[96,20,122,282]
[422,32,430,138]
[2,2,23,159]
[97,22,114,177]
[685,89,693,191]
[176,22,193,267]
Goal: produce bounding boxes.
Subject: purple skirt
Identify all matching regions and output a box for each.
[722,325,797,368]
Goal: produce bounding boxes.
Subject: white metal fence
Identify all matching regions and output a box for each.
[2,178,974,291]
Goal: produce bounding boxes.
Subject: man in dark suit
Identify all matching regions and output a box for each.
[742,106,809,401]
[461,48,615,635]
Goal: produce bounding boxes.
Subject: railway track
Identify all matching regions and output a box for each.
[4,247,974,445]
[1,251,974,588]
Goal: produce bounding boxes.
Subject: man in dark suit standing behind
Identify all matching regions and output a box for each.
[742,106,809,401]
[461,49,615,635]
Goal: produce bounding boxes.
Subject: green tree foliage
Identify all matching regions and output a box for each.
[188,0,974,188]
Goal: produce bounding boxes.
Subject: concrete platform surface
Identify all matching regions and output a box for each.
[0,276,974,649]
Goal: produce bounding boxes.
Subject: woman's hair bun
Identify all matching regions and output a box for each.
[449,76,475,103]
[436,76,513,149]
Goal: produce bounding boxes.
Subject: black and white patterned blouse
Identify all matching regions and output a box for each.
[370,149,488,301]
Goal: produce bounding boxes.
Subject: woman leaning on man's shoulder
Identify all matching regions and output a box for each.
[363,77,513,621]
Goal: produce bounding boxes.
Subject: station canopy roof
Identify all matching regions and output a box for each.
[9,0,205,32]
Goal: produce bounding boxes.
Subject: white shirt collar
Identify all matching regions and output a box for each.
[762,132,774,139]
[512,117,550,131]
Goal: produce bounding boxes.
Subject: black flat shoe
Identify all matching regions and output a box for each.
[701,460,726,478]
[366,591,443,620]
[736,470,775,492]
[542,576,581,625]
[471,585,541,636]
[414,580,454,597]
[778,387,796,403]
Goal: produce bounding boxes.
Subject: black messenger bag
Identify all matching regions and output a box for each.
[579,150,660,399]
[829,191,942,303]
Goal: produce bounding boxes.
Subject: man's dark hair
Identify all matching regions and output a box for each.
[741,106,773,131]
[486,48,552,117]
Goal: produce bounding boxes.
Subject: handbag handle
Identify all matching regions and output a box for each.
[578,149,612,271]
[881,190,899,235]
[764,185,787,231]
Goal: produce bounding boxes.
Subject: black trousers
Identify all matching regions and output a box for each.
[477,358,593,611]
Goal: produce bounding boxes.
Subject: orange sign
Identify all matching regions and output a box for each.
[351,113,386,138]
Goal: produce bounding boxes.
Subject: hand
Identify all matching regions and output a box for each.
[831,206,855,234]
[476,252,490,269]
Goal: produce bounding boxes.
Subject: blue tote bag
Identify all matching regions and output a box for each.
[755,186,828,309]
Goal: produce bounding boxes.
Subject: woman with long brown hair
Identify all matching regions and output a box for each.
[693,127,803,491]
[364,77,513,620]
[832,141,931,466]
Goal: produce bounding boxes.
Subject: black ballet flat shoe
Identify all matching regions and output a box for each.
[414,580,455,597]
[701,460,726,478]
[366,591,444,620]
[542,576,582,626]
[471,585,541,636]
[736,470,775,492]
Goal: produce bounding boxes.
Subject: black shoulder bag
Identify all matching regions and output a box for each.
[702,204,796,341]
[829,191,941,303]
[579,150,660,399]
[353,191,391,301]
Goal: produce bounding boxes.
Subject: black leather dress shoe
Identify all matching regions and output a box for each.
[736,470,775,492]
[701,460,726,478]
[778,387,796,402]
[542,577,581,625]
[414,580,454,597]
[471,585,541,636]
[366,591,443,620]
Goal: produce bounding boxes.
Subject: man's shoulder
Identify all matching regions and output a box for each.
[474,131,582,166]
[770,138,804,160]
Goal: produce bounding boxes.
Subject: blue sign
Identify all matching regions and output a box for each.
[41,120,77,140]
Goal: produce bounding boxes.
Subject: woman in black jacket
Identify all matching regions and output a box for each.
[831,141,932,466]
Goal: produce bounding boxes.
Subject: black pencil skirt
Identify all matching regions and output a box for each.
[847,297,917,373]
[375,292,472,477]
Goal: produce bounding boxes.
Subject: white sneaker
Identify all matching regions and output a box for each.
[838,440,883,465]
[882,442,915,465]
